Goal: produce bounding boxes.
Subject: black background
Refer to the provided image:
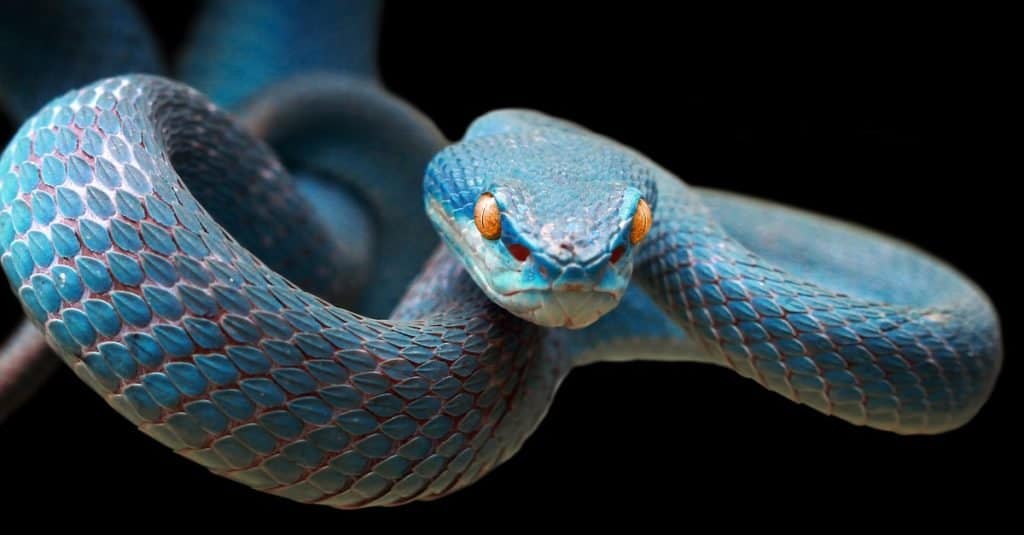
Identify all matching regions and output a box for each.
[1,1,1014,524]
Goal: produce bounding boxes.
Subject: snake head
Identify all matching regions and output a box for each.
[424,118,656,329]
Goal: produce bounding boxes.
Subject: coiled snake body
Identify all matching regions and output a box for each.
[0,0,1002,509]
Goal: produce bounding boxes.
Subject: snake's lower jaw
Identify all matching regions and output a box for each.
[498,289,622,329]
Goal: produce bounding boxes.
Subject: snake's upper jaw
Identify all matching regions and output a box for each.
[475,254,631,330]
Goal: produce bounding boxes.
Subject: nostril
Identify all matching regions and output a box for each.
[560,242,574,252]
[610,245,625,264]
[507,243,531,262]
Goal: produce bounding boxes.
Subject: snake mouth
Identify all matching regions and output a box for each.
[496,287,622,329]
[499,287,619,299]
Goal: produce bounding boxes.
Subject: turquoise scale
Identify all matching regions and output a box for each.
[0,0,1002,514]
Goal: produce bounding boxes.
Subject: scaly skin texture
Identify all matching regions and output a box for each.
[0,76,1001,511]
[0,76,566,508]
[427,109,1002,435]
[0,0,165,417]
[0,0,445,419]
[634,175,1000,433]
[0,0,1002,511]
[175,0,444,316]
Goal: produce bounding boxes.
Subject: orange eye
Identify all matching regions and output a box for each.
[629,198,652,245]
[474,193,501,240]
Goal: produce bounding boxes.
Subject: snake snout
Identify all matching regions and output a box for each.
[508,256,631,329]
[553,265,589,291]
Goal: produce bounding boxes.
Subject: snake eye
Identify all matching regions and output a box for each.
[629,198,652,245]
[474,193,501,240]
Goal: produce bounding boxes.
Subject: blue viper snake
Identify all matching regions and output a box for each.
[0,0,1003,509]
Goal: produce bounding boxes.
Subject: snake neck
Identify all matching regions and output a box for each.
[625,170,1001,434]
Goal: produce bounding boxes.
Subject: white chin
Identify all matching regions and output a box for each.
[519,292,619,329]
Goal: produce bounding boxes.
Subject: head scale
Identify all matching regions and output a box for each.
[424,111,656,329]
